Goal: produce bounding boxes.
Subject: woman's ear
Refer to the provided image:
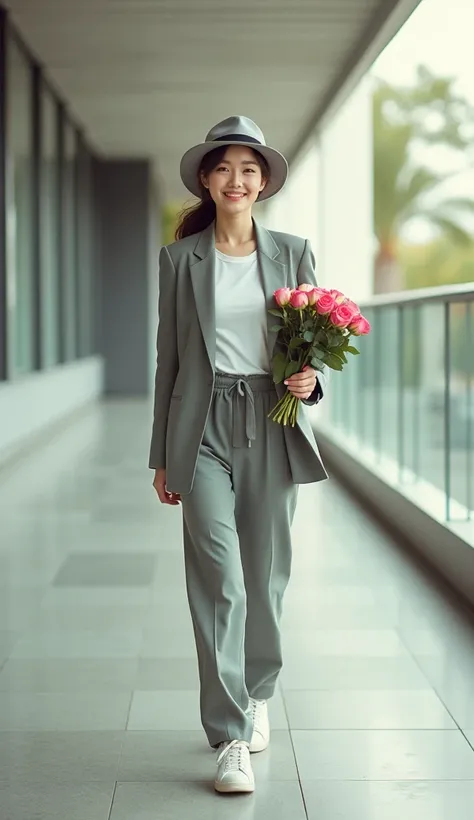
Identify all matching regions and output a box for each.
[259,177,268,193]
[200,171,209,190]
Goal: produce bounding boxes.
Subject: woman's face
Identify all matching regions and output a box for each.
[201,146,267,214]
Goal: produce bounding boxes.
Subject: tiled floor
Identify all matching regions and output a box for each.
[1,399,474,819]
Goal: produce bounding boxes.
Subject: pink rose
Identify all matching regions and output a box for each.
[329,304,356,328]
[290,290,309,309]
[297,283,315,293]
[349,314,371,335]
[315,293,337,315]
[329,289,345,304]
[307,287,325,306]
[274,287,293,307]
[343,299,361,318]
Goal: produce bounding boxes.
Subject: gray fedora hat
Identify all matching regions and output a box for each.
[180,115,288,202]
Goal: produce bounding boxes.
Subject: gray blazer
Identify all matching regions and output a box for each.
[149,219,328,494]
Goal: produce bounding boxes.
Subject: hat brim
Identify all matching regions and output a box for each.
[179,140,288,202]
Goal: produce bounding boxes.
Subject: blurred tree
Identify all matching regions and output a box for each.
[373,65,474,293]
[162,201,184,245]
[398,235,474,289]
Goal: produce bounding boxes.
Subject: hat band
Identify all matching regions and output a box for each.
[213,134,262,145]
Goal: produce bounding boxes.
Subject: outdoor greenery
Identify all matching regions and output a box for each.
[373,64,474,293]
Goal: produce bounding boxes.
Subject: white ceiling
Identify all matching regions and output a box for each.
[6,0,420,200]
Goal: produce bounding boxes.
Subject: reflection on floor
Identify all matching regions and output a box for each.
[1,399,474,819]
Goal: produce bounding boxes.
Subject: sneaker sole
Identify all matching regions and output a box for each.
[214,781,255,794]
[249,736,269,753]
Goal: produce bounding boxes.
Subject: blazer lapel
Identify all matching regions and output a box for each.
[189,219,286,372]
[190,222,216,371]
[254,220,286,363]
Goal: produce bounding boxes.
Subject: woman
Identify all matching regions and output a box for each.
[149,115,328,794]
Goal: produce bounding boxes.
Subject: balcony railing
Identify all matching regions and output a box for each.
[321,283,474,522]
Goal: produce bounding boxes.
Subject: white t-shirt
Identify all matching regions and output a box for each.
[214,249,270,375]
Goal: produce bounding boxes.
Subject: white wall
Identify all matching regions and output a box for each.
[0,357,104,465]
[262,74,374,301]
[318,74,374,301]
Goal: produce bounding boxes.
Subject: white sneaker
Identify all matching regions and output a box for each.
[214,740,255,794]
[248,698,270,753]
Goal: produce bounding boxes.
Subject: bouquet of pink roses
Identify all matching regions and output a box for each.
[268,285,371,426]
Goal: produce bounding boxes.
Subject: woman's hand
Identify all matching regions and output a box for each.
[284,365,317,400]
[153,468,181,505]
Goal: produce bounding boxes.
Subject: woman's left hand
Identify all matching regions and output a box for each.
[284,365,317,400]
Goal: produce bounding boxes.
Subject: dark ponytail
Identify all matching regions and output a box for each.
[175,189,217,240]
[175,144,270,241]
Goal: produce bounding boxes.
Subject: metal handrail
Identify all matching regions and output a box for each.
[358,282,474,309]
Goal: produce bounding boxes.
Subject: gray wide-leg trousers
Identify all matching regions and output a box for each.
[181,371,298,749]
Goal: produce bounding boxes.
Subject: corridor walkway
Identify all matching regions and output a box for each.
[1,400,474,819]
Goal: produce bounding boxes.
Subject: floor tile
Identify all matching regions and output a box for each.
[280,656,431,690]
[117,730,297,781]
[284,689,456,729]
[302,780,474,820]
[3,399,474,817]
[127,689,288,731]
[0,783,114,820]
[140,625,197,658]
[40,588,153,607]
[127,690,203,731]
[0,659,138,693]
[135,658,200,690]
[281,602,395,629]
[53,553,157,587]
[282,629,408,657]
[10,629,143,660]
[0,693,131,731]
[0,731,123,782]
[33,603,153,631]
[110,781,307,820]
[291,729,474,780]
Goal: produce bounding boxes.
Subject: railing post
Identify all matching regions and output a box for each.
[466,303,472,520]
[397,306,404,482]
[0,6,7,381]
[444,303,451,521]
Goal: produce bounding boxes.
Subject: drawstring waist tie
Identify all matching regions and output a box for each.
[212,371,275,448]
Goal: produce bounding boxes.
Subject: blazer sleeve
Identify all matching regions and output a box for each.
[296,238,328,407]
[148,246,179,470]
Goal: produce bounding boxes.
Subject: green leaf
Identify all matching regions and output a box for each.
[268,308,283,317]
[346,345,360,355]
[303,330,314,343]
[284,360,301,379]
[270,324,283,332]
[311,356,325,370]
[325,352,345,370]
[271,352,287,384]
[289,336,305,349]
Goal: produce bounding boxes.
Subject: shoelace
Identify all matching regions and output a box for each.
[216,739,248,772]
[248,698,266,733]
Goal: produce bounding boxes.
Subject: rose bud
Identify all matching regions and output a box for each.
[290,290,309,309]
[274,287,293,307]
[349,315,371,335]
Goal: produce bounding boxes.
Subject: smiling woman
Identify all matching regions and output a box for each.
[150,115,328,797]
[175,143,270,240]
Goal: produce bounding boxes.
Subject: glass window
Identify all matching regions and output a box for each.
[76,140,94,358]
[62,120,77,361]
[6,36,34,376]
[40,84,60,368]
